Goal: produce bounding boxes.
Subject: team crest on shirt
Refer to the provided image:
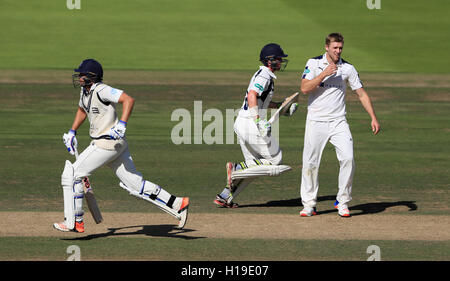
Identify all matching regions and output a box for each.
[254,83,264,91]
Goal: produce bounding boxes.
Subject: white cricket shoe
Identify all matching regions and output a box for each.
[53,221,70,232]
[175,197,189,229]
[53,220,85,233]
[299,206,317,217]
[337,203,351,217]
[214,194,239,208]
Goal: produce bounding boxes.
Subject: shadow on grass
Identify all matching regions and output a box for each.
[341,201,417,217]
[240,195,418,216]
[239,195,334,208]
[62,225,205,241]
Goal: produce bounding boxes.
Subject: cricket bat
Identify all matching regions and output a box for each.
[82,177,103,224]
[268,92,299,124]
[74,149,103,224]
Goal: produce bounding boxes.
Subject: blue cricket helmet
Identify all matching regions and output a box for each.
[260,43,288,62]
[72,59,103,88]
[259,43,288,71]
[74,59,103,80]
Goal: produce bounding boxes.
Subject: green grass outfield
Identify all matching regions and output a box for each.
[1,237,448,261]
[0,0,449,72]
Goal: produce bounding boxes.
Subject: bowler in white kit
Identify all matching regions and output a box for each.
[299,33,380,217]
[53,59,189,232]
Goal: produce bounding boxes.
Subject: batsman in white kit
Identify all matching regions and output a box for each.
[299,33,380,217]
[53,59,189,233]
[214,43,298,208]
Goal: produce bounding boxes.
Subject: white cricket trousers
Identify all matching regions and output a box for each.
[234,116,282,165]
[73,141,146,192]
[300,118,355,208]
[227,116,283,200]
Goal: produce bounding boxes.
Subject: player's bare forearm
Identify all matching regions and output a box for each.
[247,90,260,119]
[71,107,87,131]
[356,88,376,119]
[301,74,326,94]
[356,88,380,134]
[247,90,258,108]
[301,64,337,94]
[118,92,135,122]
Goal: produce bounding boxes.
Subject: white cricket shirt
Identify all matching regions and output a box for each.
[79,83,123,139]
[301,53,363,121]
[238,66,277,119]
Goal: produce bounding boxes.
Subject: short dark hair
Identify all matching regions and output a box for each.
[326,33,344,45]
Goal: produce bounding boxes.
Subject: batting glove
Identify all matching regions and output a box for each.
[109,120,127,140]
[283,102,299,117]
[62,129,78,155]
[255,118,271,138]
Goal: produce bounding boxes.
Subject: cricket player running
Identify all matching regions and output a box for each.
[299,33,380,217]
[53,59,189,232]
[214,43,298,208]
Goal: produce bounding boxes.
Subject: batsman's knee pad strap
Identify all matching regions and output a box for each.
[166,195,176,208]
[74,210,84,217]
[140,180,161,199]
[138,180,176,209]
[73,180,84,194]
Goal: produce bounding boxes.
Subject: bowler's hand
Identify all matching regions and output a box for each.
[371,119,380,135]
[322,63,337,77]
